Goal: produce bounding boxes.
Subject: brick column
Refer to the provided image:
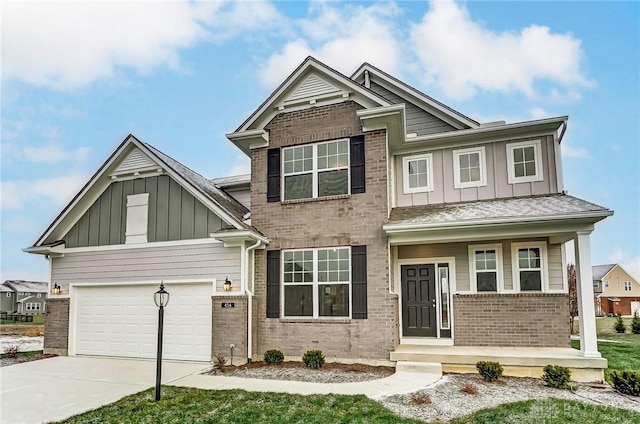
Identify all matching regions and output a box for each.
[44,298,70,355]
[212,296,248,364]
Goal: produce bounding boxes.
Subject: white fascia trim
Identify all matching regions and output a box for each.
[225,129,269,156]
[357,104,406,141]
[383,211,614,233]
[211,231,270,247]
[62,238,223,254]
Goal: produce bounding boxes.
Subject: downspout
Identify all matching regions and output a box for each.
[245,239,263,363]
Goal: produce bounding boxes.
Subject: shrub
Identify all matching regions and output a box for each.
[410,391,431,405]
[302,350,325,369]
[212,353,227,368]
[614,314,627,333]
[2,344,22,359]
[476,361,503,382]
[460,382,478,394]
[632,310,640,335]
[611,371,640,397]
[263,349,284,365]
[542,365,572,389]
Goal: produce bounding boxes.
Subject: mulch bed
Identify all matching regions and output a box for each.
[213,360,395,374]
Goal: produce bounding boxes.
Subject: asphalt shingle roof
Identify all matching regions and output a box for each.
[3,280,48,292]
[388,194,611,227]
[592,264,616,281]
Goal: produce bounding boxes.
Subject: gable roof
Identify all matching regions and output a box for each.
[351,62,479,129]
[3,280,48,293]
[0,284,13,293]
[592,264,617,281]
[27,135,260,250]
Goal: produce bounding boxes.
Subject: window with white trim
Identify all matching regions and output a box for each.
[26,303,41,311]
[5,293,11,297]
[506,140,543,184]
[453,147,487,189]
[469,244,503,292]
[402,153,434,194]
[283,139,349,201]
[625,281,632,291]
[283,247,351,318]
[512,242,548,292]
[37,293,42,298]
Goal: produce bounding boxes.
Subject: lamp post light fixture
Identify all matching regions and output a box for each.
[52,284,61,295]
[223,277,232,292]
[154,282,170,402]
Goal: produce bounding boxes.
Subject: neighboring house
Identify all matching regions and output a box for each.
[593,264,640,316]
[26,57,612,381]
[0,280,48,313]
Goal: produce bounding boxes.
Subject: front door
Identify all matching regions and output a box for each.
[401,264,437,337]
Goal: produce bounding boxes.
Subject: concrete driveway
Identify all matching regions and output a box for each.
[0,356,209,424]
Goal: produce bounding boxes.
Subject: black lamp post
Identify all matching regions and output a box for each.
[154,282,170,401]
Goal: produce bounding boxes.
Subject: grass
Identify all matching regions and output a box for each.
[0,314,46,326]
[0,350,44,359]
[449,398,640,424]
[53,387,424,424]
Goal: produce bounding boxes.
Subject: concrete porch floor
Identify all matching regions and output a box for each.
[391,345,607,382]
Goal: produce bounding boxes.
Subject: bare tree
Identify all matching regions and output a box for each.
[568,263,578,334]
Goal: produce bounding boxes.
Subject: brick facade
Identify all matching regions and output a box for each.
[44,298,69,355]
[600,296,640,316]
[251,101,398,361]
[453,293,570,347]
[212,296,248,363]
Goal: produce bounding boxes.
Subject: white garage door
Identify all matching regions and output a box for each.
[74,282,212,361]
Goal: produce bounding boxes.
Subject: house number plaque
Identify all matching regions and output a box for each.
[221,302,235,308]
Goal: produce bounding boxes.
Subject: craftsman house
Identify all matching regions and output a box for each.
[26,57,612,381]
[593,264,640,316]
[0,280,48,314]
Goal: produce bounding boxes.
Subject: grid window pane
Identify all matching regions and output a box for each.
[317,140,348,170]
[458,152,481,184]
[318,248,349,283]
[513,146,537,178]
[318,284,349,317]
[407,158,430,189]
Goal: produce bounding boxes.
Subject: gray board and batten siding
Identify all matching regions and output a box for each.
[395,135,558,207]
[51,243,240,291]
[63,175,223,248]
[368,81,457,136]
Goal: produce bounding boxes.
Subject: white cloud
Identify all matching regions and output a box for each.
[228,155,251,176]
[0,173,88,211]
[409,0,591,100]
[2,0,283,89]
[561,143,591,159]
[23,145,91,164]
[259,2,403,87]
[622,256,640,282]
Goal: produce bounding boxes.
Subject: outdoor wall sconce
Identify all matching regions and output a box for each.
[223,277,232,292]
[52,284,61,295]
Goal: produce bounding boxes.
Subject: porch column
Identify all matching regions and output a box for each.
[574,231,600,358]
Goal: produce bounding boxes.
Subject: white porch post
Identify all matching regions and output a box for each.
[574,231,600,358]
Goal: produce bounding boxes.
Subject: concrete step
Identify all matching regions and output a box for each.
[395,361,443,376]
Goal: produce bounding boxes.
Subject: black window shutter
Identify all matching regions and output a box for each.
[267,148,281,202]
[350,135,365,194]
[351,245,367,319]
[266,250,281,318]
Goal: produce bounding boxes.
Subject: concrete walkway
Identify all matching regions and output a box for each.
[170,370,441,398]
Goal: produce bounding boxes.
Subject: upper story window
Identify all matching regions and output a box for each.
[453,147,487,189]
[624,281,632,291]
[512,242,548,291]
[37,293,42,298]
[506,140,543,184]
[283,139,349,201]
[282,247,351,318]
[402,153,434,194]
[469,244,503,293]
[604,280,609,288]
[5,293,11,298]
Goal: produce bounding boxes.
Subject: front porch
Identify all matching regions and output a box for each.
[391,344,607,382]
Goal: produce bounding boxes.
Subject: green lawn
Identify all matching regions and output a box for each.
[0,314,46,325]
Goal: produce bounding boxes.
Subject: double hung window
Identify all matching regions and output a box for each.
[283,139,349,201]
[512,242,547,291]
[625,281,632,291]
[402,153,434,193]
[469,244,503,293]
[283,247,350,318]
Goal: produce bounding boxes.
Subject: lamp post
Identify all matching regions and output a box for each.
[154,282,170,401]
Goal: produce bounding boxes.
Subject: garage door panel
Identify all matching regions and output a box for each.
[74,283,212,361]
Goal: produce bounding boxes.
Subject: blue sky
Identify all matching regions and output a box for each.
[2,0,639,282]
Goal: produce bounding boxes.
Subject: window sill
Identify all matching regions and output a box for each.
[281,194,351,205]
[280,318,352,324]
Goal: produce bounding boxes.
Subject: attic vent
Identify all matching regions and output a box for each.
[286,74,340,102]
[113,148,158,176]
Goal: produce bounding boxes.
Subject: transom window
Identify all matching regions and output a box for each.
[512,242,548,292]
[625,281,632,291]
[283,139,349,201]
[25,303,41,311]
[506,140,543,184]
[402,153,434,194]
[469,244,503,293]
[453,147,487,189]
[283,247,351,318]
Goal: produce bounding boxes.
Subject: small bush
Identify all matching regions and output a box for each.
[410,391,431,405]
[476,361,503,382]
[460,382,478,394]
[212,353,227,368]
[614,314,627,333]
[302,350,325,369]
[611,370,640,397]
[631,310,640,335]
[542,364,572,389]
[2,344,22,359]
[263,349,284,365]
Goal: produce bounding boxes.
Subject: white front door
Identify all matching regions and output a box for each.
[631,301,640,317]
[73,282,212,361]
